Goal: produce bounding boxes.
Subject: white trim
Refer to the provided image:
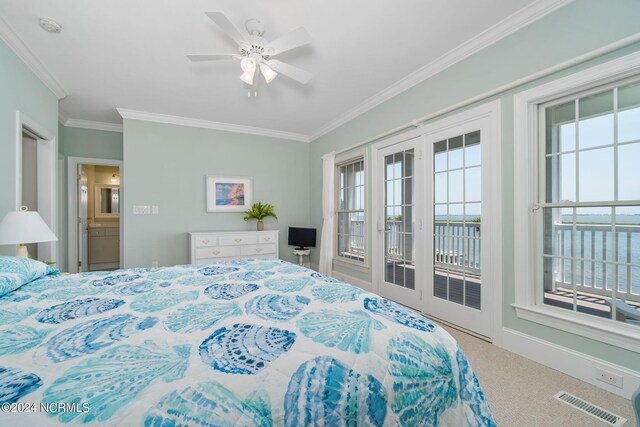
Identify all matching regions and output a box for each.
[67,157,123,274]
[513,50,640,349]
[331,271,373,293]
[309,0,573,141]
[61,118,123,133]
[327,34,640,156]
[15,112,58,264]
[369,101,502,341]
[0,15,67,100]
[513,304,640,353]
[117,108,310,143]
[501,327,640,399]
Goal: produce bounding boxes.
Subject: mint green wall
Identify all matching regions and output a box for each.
[59,125,123,160]
[309,0,640,370]
[57,125,123,270]
[0,39,58,256]
[123,119,310,267]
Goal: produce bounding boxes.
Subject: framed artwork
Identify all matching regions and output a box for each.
[206,176,253,212]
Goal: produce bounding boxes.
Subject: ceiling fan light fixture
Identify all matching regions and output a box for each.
[260,63,277,84]
[240,71,255,85]
[240,57,257,73]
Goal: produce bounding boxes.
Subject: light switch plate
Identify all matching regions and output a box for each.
[151,205,159,215]
[133,205,151,215]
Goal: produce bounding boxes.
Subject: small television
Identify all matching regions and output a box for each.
[288,227,317,250]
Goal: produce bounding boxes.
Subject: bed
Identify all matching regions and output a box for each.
[0,257,495,426]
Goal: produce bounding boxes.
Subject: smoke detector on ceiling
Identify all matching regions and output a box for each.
[39,17,62,33]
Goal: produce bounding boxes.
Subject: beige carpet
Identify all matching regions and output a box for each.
[443,325,637,426]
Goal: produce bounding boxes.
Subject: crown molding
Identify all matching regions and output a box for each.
[61,117,123,133]
[117,108,310,143]
[0,15,67,100]
[309,0,573,141]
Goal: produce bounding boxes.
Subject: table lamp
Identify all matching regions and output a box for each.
[0,206,58,258]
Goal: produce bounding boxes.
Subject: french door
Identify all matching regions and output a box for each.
[376,137,425,309]
[374,102,499,339]
[425,125,491,338]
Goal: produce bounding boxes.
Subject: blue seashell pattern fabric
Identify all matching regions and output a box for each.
[0,366,42,404]
[199,323,296,374]
[245,294,310,321]
[0,259,494,425]
[364,296,438,332]
[36,297,125,324]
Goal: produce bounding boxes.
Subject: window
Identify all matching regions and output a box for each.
[513,52,640,351]
[541,80,640,328]
[336,158,365,263]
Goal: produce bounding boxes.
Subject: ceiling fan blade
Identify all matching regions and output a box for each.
[265,27,311,56]
[268,60,312,84]
[205,12,246,46]
[187,54,238,62]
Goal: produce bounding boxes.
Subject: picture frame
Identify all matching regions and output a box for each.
[206,176,253,212]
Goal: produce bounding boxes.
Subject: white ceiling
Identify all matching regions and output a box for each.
[0,0,559,139]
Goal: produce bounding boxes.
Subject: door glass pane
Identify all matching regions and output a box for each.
[433,132,482,310]
[384,149,415,289]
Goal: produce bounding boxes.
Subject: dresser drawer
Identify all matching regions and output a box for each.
[240,244,277,257]
[194,235,218,247]
[88,228,106,237]
[257,232,277,244]
[219,234,257,246]
[195,246,239,259]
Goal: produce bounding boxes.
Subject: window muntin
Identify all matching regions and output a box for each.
[433,131,482,309]
[336,159,365,263]
[541,80,640,326]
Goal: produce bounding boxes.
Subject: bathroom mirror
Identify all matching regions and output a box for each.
[95,184,120,218]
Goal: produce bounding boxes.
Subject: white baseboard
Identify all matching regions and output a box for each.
[331,271,373,292]
[501,327,640,399]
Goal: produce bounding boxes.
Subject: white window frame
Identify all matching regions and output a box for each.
[514,50,640,353]
[334,148,369,270]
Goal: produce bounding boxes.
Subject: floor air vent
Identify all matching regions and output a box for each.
[554,391,627,426]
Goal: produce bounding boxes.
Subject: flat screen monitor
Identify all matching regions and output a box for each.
[288,227,316,249]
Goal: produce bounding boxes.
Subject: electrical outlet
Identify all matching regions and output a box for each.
[595,368,623,388]
[151,261,158,268]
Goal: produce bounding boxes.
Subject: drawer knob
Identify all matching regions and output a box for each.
[264,237,271,241]
[234,238,242,243]
[255,248,263,253]
[202,239,210,244]
[213,250,220,255]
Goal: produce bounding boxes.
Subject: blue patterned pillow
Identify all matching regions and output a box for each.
[0,256,60,297]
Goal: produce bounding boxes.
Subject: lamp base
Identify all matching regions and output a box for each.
[16,244,28,258]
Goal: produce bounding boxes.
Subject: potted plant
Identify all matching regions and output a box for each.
[244,202,278,231]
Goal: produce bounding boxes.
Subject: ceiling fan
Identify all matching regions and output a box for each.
[188,12,313,87]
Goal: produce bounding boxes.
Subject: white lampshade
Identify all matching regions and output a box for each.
[0,207,58,245]
[240,57,257,85]
[260,63,277,84]
[240,71,255,85]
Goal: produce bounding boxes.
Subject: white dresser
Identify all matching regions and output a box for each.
[188,230,279,265]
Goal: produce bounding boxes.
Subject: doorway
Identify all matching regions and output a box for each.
[68,157,123,273]
[373,101,501,340]
[15,112,57,265]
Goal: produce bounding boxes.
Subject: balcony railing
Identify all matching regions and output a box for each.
[551,223,640,303]
[434,221,481,277]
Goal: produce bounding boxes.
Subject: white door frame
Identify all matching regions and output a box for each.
[67,157,123,273]
[15,111,58,264]
[371,100,502,342]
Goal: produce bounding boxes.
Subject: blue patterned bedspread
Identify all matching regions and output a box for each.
[0,259,494,426]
